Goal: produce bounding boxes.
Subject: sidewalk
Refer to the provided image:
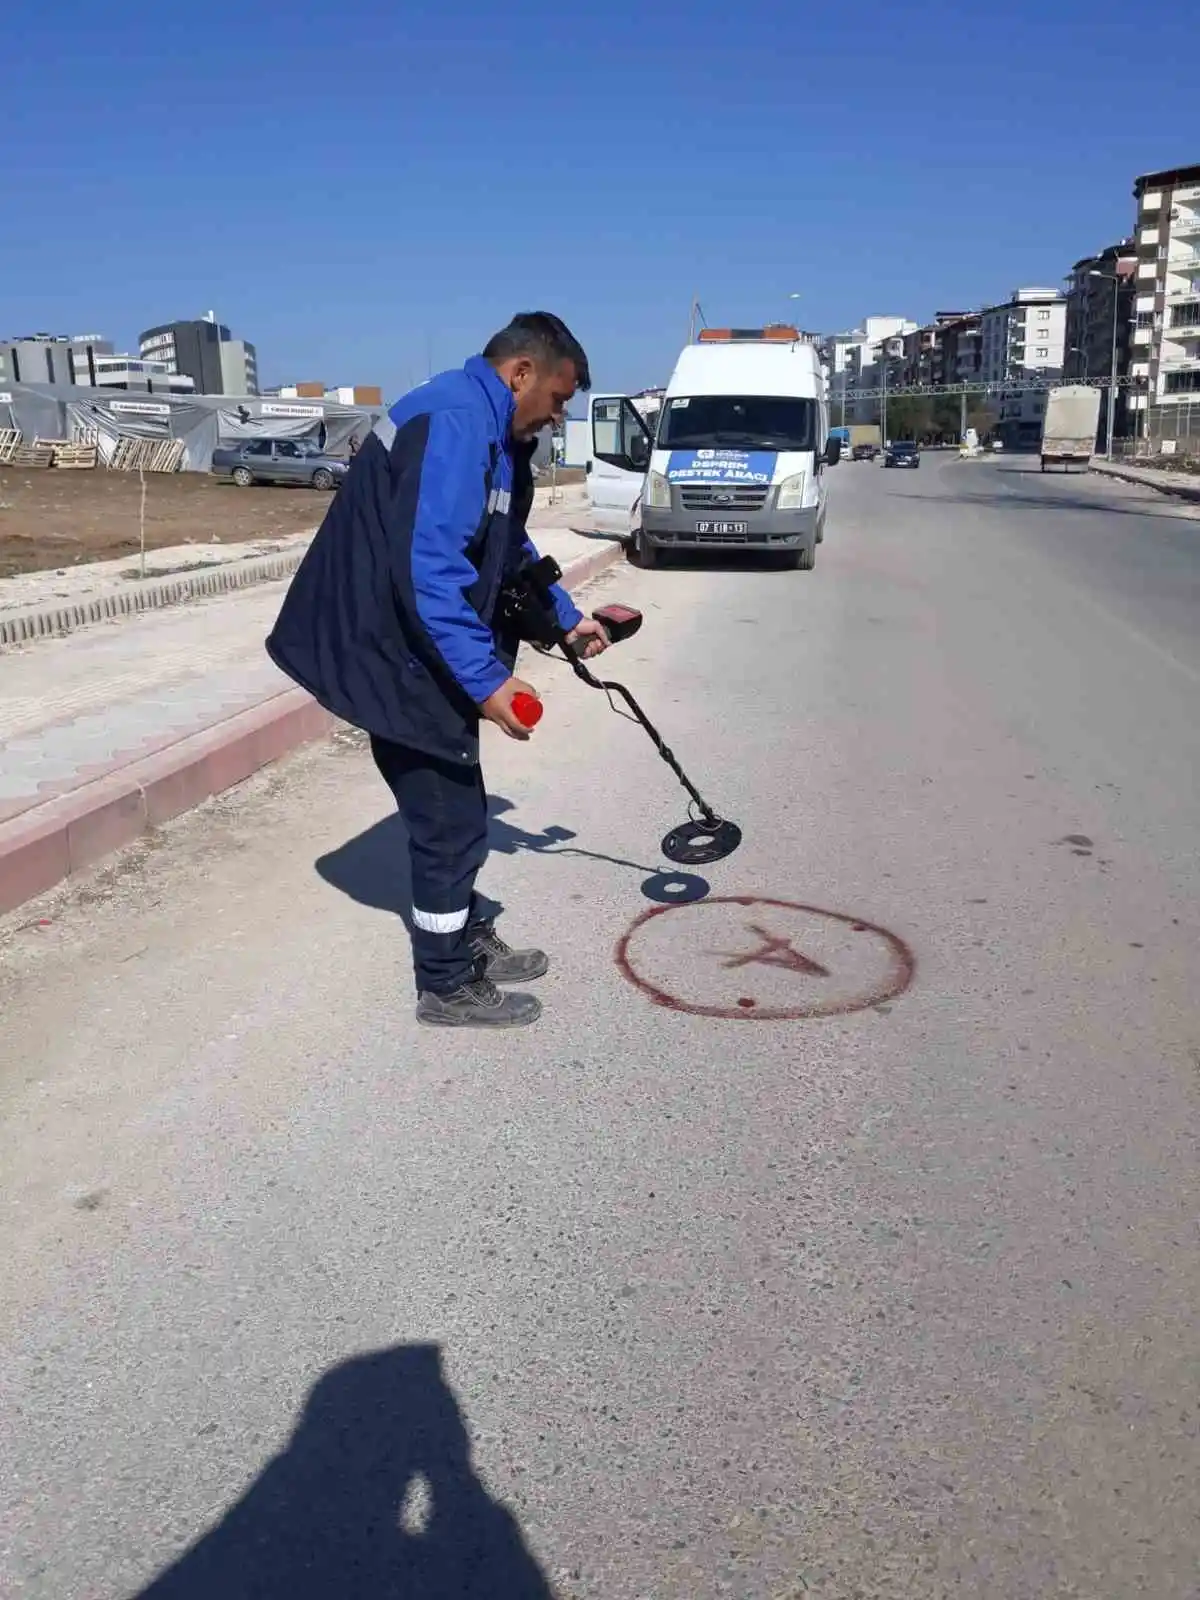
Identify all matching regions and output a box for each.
[1091,459,1200,503]
[0,509,622,914]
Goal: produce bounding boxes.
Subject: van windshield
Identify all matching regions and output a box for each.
[657,395,817,452]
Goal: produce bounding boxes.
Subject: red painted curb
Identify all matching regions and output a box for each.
[0,542,624,915]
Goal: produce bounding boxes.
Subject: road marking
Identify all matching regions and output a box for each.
[615,895,915,1021]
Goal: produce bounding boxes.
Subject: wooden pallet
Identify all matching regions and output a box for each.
[49,441,99,469]
[0,429,22,465]
[108,437,185,473]
[8,443,55,469]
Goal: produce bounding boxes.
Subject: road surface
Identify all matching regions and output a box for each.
[2,455,1198,1598]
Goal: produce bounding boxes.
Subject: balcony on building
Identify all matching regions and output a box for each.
[1172,211,1200,238]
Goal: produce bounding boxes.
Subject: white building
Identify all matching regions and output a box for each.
[89,355,195,394]
[1131,164,1200,422]
[839,316,918,423]
[979,288,1066,446]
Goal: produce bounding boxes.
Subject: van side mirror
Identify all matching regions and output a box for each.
[629,434,651,470]
[824,438,842,466]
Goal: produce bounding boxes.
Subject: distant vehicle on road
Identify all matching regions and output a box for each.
[1039,386,1101,472]
[211,438,349,490]
[847,423,882,453]
[851,442,878,461]
[883,440,920,469]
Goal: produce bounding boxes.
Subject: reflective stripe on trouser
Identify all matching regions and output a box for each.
[369,736,490,995]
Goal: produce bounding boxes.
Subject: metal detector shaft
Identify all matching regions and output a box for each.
[554,635,719,823]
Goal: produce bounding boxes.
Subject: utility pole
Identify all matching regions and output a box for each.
[880,350,889,443]
[960,388,967,443]
[1089,265,1127,459]
[1106,285,1119,459]
[687,294,700,345]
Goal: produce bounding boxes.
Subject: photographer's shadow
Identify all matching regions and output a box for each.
[135,1343,552,1599]
[316,796,709,919]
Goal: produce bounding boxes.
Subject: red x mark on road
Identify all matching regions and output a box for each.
[712,923,831,978]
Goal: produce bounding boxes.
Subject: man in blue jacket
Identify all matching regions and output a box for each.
[266,313,608,1029]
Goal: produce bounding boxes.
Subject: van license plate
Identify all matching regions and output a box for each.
[696,520,747,535]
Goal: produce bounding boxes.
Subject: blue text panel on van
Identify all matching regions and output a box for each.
[666,450,777,485]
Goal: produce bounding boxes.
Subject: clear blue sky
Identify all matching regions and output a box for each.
[4,0,1196,402]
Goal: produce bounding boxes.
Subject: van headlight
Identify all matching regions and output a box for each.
[776,472,807,509]
[644,470,671,509]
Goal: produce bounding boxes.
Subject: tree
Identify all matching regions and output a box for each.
[931,395,964,441]
[966,404,999,441]
[883,395,933,441]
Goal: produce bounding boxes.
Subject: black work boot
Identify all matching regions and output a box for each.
[468,921,550,984]
[416,975,542,1029]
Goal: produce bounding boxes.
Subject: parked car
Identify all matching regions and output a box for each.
[211,438,349,489]
[883,440,920,469]
[851,442,878,462]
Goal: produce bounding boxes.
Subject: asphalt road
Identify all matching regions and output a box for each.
[2,455,1198,1599]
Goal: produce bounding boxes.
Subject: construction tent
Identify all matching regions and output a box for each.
[0,384,382,472]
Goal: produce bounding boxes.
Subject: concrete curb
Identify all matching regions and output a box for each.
[0,542,626,915]
[1090,461,1200,503]
[0,547,310,648]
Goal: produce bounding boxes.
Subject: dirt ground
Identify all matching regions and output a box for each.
[0,469,331,578]
[0,464,589,579]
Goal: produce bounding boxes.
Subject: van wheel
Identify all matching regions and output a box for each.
[634,528,660,568]
[783,544,815,571]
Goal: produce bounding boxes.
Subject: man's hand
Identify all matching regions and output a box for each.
[480,676,541,741]
[565,617,610,661]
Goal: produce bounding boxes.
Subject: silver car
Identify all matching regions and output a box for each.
[211,438,348,490]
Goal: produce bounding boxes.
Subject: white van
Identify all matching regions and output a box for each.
[588,328,839,569]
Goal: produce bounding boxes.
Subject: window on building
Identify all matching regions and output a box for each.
[1037,308,1050,318]
[1036,347,1049,357]
[1136,310,1155,328]
[1164,370,1200,394]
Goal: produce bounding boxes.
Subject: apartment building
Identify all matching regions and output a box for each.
[840,315,918,422]
[980,288,1066,446]
[1063,241,1136,440]
[1131,164,1200,421]
[938,314,983,385]
[901,312,970,388]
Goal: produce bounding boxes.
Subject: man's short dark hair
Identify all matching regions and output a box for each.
[483,312,591,391]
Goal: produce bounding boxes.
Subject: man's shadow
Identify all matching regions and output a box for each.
[134,1343,553,1599]
[315,795,709,923]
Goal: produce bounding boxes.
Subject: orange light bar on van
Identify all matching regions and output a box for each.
[698,326,799,342]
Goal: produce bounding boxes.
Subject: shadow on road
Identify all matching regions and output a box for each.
[316,794,710,916]
[895,486,1198,520]
[133,1344,554,1599]
[917,461,1200,520]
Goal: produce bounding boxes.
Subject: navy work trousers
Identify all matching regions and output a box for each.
[370,736,490,995]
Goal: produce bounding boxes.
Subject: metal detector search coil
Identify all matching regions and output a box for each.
[499,556,742,865]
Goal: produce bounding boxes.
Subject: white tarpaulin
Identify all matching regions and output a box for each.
[0,384,381,471]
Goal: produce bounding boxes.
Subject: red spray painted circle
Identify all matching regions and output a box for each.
[614,895,915,1022]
